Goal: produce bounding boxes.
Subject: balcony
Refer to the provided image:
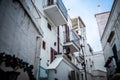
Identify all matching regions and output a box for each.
[63,30,80,53]
[43,0,68,26]
[71,17,85,29]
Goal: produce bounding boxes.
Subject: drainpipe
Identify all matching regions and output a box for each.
[81,45,87,80]
[38,66,41,80]
[57,26,60,54]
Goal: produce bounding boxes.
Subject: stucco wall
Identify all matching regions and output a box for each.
[95,12,110,38]
[93,53,106,71]
[48,61,73,80]
[0,0,43,79]
[101,0,120,62]
[32,0,58,69]
[0,0,41,65]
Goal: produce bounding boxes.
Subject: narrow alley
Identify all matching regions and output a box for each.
[0,0,119,80]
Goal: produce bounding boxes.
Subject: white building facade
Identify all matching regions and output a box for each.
[0,0,44,80]
[95,0,120,80]
[85,49,107,80]
[0,0,97,80]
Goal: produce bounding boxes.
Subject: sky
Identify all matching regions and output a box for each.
[62,0,114,52]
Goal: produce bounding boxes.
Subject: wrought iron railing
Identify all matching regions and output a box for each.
[56,0,68,21]
[44,0,68,21]
[63,30,80,49]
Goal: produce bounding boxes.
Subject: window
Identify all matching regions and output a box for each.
[107,31,115,43]
[51,48,57,63]
[89,58,91,61]
[48,0,54,5]
[92,61,94,65]
[42,41,46,50]
[91,61,94,68]
[48,23,52,30]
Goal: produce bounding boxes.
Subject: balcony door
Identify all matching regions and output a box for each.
[48,0,54,5]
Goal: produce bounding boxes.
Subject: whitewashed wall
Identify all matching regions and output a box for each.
[48,61,73,80]
[0,0,43,79]
[95,12,110,38]
[101,0,120,62]
[0,0,42,65]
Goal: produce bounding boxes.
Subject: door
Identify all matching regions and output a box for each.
[112,44,118,63]
[112,44,120,72]
[112,44,119,70]
[48,0,54,5]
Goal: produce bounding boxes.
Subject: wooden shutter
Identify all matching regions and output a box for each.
[50,48,57,63]
[65,24,70,42]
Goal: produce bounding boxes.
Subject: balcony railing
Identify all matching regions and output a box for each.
[56,0,68,21]
[44,0,67,20]
[63,30,80,51]
[69,30,80,48]
[43,0,68,26]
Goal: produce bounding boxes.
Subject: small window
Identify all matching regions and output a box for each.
[92,61,94,65]
[90,64,92,68]
[107,31,115,43]
[48,23,52,30]
[89,59,91,61]
[42,41,46,50]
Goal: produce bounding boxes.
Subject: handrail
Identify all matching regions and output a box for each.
[56,0,68,20]
[38,66,49,80]
[44,0,68,21]
[63,30,80,49]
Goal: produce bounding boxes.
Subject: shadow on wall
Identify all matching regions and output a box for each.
[0,52,36,80]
